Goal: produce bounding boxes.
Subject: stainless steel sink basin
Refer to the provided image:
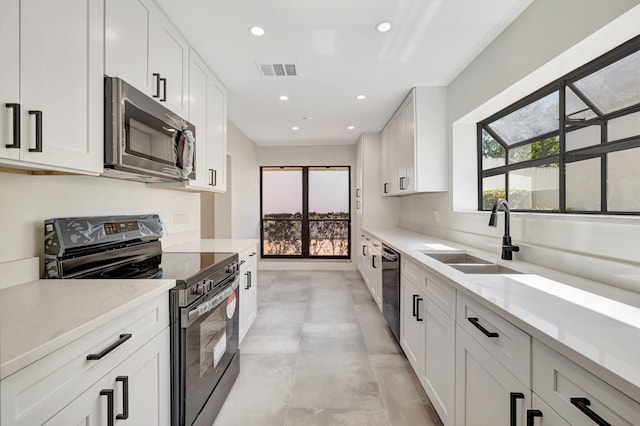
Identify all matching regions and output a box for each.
[449,264,522,274]
[422,252,492,265]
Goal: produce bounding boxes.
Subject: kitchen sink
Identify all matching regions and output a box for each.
[449,264,522,274]
[422,252,492,265]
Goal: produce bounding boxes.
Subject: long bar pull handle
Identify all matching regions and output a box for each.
[416,297,423,321]
[115,376,129,420]
[570,398,611,426]
[356,188,360,197]
[383,183,388,194]
[468,317,499,338]
[362,245,367,256]
[209,169,217,186]
[5,103,20,148]
[87,334,132,360]
[28,110,42,152]
[152,73,161,98]
[526,410,543,426]
[100,389,115,426]
[160,78,167,102]
[372,255,377,268]
[510,392,524,426]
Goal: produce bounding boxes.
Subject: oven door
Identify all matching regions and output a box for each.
[179,275,240,425]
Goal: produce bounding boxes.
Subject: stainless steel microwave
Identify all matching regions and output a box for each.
[104,76,196,182]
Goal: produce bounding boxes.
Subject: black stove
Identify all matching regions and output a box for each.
[44,214,241,426]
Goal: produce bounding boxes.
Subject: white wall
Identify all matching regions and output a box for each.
[0,171,200,264]
[398,0,640,292]
[214,121,260,239]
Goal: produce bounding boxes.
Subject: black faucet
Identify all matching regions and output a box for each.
[488,198,520,260]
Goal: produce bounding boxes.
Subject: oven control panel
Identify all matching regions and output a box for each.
[104,221,140,235]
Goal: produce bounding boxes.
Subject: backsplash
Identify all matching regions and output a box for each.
[0,171,200,267]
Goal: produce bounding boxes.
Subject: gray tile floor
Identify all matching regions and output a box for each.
[214,270,444,426]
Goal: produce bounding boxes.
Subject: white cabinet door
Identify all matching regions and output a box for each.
[239,248,258,344]
[43,376,110,426]
[109,328,170,426]
[380,125,391,195]
[455,326,531,426]
[149,10,189,116]
[104,0,152,93]
[400,279,424,373]
[402,95,416,192]
[187,50,211,190]
[206,77,227,192]
[15,0,103,173]
[0,0,20,161]
[387,116,399,195]
[423,298,455,426]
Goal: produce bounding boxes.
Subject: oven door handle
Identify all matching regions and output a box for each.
[184,276,239,326]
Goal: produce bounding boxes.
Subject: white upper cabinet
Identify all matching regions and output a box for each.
[206,69,227,192]
[105,0,189,116]
[381,87,447,196]
[0,0,104,174]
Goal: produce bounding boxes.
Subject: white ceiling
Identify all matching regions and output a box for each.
[155,0,532,146]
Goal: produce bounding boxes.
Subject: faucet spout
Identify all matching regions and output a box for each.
[488,198,519,260]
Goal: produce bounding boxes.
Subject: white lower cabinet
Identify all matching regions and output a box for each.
[358,233,382,311]
[455,325,531,426]
[532,339,640,426]
[400,273,424,371]
[239,245,258,344]
[423,297,455,426]
[0,293,170,426]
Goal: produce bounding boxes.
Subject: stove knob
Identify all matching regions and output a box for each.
[192,282,207,295]
[224,263,236,274]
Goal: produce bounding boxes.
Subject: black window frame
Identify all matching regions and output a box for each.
[477,35,640,215]
[260,166,352,259]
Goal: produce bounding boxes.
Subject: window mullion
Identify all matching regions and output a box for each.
[601,124,608,212]
[559,84,566,213]
[302,167,310,257]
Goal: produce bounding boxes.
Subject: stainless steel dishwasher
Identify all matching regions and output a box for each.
[381,244,400,342]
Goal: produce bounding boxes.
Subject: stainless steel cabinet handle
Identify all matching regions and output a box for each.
[5,103,20,148]
[28,110,42,152]
[209,169,217,186]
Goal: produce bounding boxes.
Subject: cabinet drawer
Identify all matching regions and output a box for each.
[532,340,640,426]
[0,292,169,426]
[239,245,258,270]
[424,271,456,319]
[457,292,530,387]
[402,257,424,287]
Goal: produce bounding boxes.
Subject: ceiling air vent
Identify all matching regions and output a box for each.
[258,63,298,77]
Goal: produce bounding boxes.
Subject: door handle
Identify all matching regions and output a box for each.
[5,103,20,148]
[115,376,129,420]
[416,297,423,321]
[100,389,115,426]
[87,334,132,360]
[372,255,376,268]
[28,110,43,152]
[209,169,217,186]
[570,398,611,426]
[510,392,524,426]
[152,73,161,98]
[160,78,167,102]
[468,317,499,338]
[526,410,543,426]
[412,294,418,317]
[383,182,388,193]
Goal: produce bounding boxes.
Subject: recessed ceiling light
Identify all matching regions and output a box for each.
[279,95,289,101]
[347,126,355,130]
[376,21,392,33]
[302,116,312,120]
[250,26,265,36]
[356,95,366,100]
[292,126,300,130]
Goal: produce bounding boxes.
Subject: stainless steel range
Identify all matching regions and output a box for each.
[44,214,240,426]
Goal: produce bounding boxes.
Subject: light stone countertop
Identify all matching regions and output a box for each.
[0,278,175,380]
[364,226,640,403]
[166,238,259,254]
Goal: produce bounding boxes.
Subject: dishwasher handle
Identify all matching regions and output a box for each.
[381,248,398,262]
